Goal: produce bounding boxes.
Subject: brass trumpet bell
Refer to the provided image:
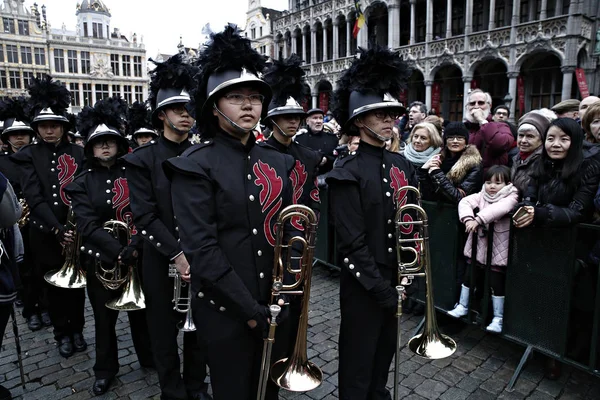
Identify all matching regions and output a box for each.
[270,354,323,392]
[408,331,457,360]
[106,265,145,311]
[44,262,86,289]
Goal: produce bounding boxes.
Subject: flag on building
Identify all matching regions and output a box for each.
[352,1,365,39]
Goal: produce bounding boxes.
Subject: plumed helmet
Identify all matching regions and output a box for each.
[0,97,34,142]
[128,101,157,138]
[77,97,130,158]
[195,24,272,131]
[147,53,199,129]
[27,74,71,131]
[262,54,308,123]
[332,46,411,134]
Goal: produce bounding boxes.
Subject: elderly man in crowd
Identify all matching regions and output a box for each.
[463,89,514,172]
[579,96,600,121]
[551,99,580,119]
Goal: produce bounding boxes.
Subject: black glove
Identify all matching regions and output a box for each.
[249,304,270,340]
[371,281,399,310]
[54,226,67,243]
[118,246,138,265]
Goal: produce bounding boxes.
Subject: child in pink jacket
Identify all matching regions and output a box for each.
[448,165,519,332]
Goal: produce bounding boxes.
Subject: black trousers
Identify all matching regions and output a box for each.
[143,253,208,400]
[31,229,85,340]
[21,224,49,319]
[338,269,397,400]
[191,297,290,400]
[86,260,153,379]
[0,303,11,349]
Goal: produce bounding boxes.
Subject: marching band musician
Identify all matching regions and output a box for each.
[63,98,153,396]
[121,54,210,400]
[10,75,86,358]
[163,24,295,399]
[326,47,417,399]
[128,101,158,149]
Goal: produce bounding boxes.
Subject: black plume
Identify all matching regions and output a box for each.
[0,97,31,123]
[77,97,127,139]
[66,113,77,132]
[27,74,71,119]
[127,101,152,135]
[195,24,268,116]
[332,46,411,130]
[263,54,309,107]
[148,53,198,111]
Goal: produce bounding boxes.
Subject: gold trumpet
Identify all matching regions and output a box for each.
[257,205,322,400]
[99,220,145,311]
[393,186,456,400]
[168,264,196,332]
[18,199,29,228]
[44,206,86,289]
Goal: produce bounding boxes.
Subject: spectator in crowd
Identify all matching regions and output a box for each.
[401,101,427,141]
[464,89,514,172]
[491,105,518,166]
[513,118,600,229]
[449,165,519,333]
[551,99,580,120]
[295,108,339,174]
[385,126,401,153]
[424,115,444,138]
[419,122,482,203]
[579,96,600,120]
[403,122,443,168]
[582,101,600,143]
[492,106,509,122]
[511,109,556,195]
[347,136,360,153]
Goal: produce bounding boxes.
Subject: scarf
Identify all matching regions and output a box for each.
[440,151,461,174]
[519,151,532,161]
[403,144,441,167]
[482,183,515,203]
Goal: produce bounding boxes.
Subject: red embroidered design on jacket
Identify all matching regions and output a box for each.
[112,177,138,236]
[290,160,307,230]
[57,154,78,206]
[310,177,320,203]
[389,165,413,235]
[253,160,283,246]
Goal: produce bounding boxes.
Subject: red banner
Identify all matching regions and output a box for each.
[431,83,441,114]
[517,76,525,116]
[575,68,590,98]
[399,89,408,105]
[319,92,329,115]
[470,79,478,90]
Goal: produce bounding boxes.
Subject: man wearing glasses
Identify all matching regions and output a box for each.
[122,55,210,400]
[464,89,514,173]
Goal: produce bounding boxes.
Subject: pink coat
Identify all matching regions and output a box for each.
[458,184,519,267]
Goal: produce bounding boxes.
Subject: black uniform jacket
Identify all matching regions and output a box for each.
[121,136,190,262]
[64,159,142,265]
[10,140,84,233]
[0,149,22,196]
[326,141,418,292]
[163,130,296,324]
[294,128,339,174]
[266,136,321,214]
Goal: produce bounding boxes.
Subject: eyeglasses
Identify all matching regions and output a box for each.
[373,110,401,120]
[225,93,265,105]
[495,111,508,116]
[446,136,466,142]
[468,100,487,107]
[93,139,117,148]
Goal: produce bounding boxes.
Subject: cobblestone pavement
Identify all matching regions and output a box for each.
[2,266,600,399]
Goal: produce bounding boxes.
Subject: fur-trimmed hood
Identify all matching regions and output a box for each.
[446,145,482,184]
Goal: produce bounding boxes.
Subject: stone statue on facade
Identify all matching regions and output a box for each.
[595,29,600,54]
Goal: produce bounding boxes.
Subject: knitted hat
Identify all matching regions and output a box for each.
[443,122,469,142]
[551,99,580,115]
[518,111,552,137]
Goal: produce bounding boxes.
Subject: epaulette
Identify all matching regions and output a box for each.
[131,139,158,153]
[72,167,93,182]
[181,138,213,157]
[256,141,280,152]
[334,151,358,168]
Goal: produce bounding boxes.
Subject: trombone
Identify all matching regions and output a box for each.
[257,205,322,400]
[168,263,196,332]
[44,205,86,289]
[393,186,456,400]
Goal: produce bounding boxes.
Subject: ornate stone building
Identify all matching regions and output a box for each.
[48,0,148,113]
[266,0,600,122]
[243,0,282,58]
[0,0,50,99]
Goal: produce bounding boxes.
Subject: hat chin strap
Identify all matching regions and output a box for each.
[213,105,257,135]
[363,123,389,143]
[161,111,190,136]
[272,120,294,138]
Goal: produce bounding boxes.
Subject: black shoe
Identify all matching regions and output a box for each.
[72,333,87,352]
[27,314,42,331]
[92,377,113,396]
[57,337,74,358]
[0,384,11,400]
[40,311,52,327]
[189,392,212,400]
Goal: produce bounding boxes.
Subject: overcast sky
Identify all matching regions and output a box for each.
[38,0,286,58]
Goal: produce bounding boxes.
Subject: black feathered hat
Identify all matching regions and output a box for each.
[27,75,71,131]
[128,101,157,139]
[262,54,308,123]
[332,46,410,134]
[0,97,34,142]
[77,97,129,158]
[148,54,198,129]
[195,24,272,130]
[66,113,78,137]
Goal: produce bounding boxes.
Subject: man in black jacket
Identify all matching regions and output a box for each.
[295,108,339,175]
[121,55,210,400]
[164,25,295,400]
[327,47,417,400]
[11,75,86,358]
[65,99,153,395]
